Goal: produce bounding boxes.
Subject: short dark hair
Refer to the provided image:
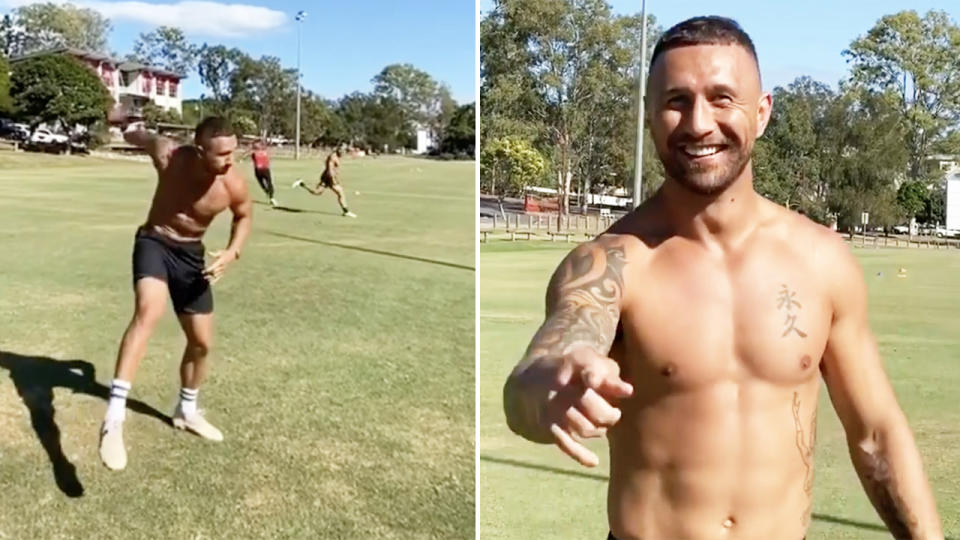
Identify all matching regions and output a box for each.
[650,16,759,73]
[195,116,235,141]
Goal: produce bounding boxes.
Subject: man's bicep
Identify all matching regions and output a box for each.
[146,137,175,170]
[822,252,900,439]
[230,179,253,219]
[530,239,627,359]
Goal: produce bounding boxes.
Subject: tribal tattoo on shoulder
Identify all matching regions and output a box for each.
[527,241,627,359]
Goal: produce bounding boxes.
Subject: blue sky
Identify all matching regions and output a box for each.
[2,0,477,103]
[481,0,960,92]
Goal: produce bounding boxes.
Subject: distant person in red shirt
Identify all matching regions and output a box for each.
[250,141,278,207]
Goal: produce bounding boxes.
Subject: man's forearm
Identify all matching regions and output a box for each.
[122,123,154,148]
[225,215,251,258]
[505,241,626,445]
[851,422,942,539]
[503,357,555,444]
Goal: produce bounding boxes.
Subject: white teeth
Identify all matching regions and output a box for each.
[683,145,721,157]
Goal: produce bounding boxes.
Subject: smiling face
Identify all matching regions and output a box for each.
[647,43,771,196]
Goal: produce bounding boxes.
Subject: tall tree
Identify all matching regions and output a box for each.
[130,26,196,75]
[372,63,449,131]
[481,0,660,216]
[753,77,837,220]
[3,3,111,56]
[824,87,911,231]
[228,55,296,138]
[336,92,412,151]
[196,44,246,105]
[897,181,927,226]
[917,182,945,225]
[844,10,960,180]
[481,136,546,196]
[438,102,476,156]
[11,54,111,150]
[294,91,338,145]
[0,54,12,115]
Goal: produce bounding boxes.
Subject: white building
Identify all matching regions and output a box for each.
[414,126,436,154]
[12,47,185,115]
[929,155,960,230]
[947,170,960,231]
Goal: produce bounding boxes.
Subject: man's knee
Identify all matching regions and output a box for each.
[132,301,164,330]
[185,338,212,358]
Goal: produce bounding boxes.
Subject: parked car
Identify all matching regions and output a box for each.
[30,128,70,145]
[0,122,30,141]
[892,225,910,234]
[931,226,960,238]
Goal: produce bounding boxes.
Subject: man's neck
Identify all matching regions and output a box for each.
[659,170,762,251]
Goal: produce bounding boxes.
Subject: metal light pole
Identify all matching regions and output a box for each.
[295,10,307,160]
[199,93,205,120]
[632,0,648,209]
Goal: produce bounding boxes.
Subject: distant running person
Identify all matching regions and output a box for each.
[99,111,252,471]
[249,140,278,207]
[292,148,357,217]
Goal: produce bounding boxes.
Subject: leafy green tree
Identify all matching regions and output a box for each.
[141,102,182,127]
[11,54,111,142]
[481,0,660,214]
[372,63,442,127]
[844,10,960,180]
[3,2,111,55]
[438,102,475,156]
[481,136,547,196]
[130,26,196,75]
[897,181,927,223]
[0,54,12,115]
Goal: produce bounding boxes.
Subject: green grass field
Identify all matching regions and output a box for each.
[479,241,960,539]
[0,152,474,539]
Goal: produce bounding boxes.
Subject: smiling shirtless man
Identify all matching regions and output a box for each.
[99,112,252,470]
[503,16,942,540]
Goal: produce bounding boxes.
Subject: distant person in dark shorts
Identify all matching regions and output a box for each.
[292,147,357,217]
[250,140,278,207]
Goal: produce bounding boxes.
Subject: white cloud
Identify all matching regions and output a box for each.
[1,1,288,37]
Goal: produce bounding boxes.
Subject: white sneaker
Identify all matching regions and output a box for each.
[292,179,304,188]
[343,211,357,218]
[99,419,127,470]
[172,406,223,442]
[270,197,279,207]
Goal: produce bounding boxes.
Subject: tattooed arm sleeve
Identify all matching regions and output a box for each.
[503,238,627,442]
[820,239,942,539]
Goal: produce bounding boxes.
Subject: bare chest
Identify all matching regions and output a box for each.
[155,167,232,221]
[620,248,831,389]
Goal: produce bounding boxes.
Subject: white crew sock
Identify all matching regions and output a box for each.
[179,387,198,416]
[105,379,131,423]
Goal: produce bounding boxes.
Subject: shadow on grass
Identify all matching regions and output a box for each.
[479,454,952,538]
[263,230,475,271]
[0,351,171,498]
[252,200,342,216]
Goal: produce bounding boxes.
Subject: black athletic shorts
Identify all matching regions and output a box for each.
[254,167,272,184]
[132,227,213,314]
[321,171,338,188]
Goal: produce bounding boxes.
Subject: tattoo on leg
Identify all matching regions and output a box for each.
[793,393,816,527]
[529,243,626,358]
